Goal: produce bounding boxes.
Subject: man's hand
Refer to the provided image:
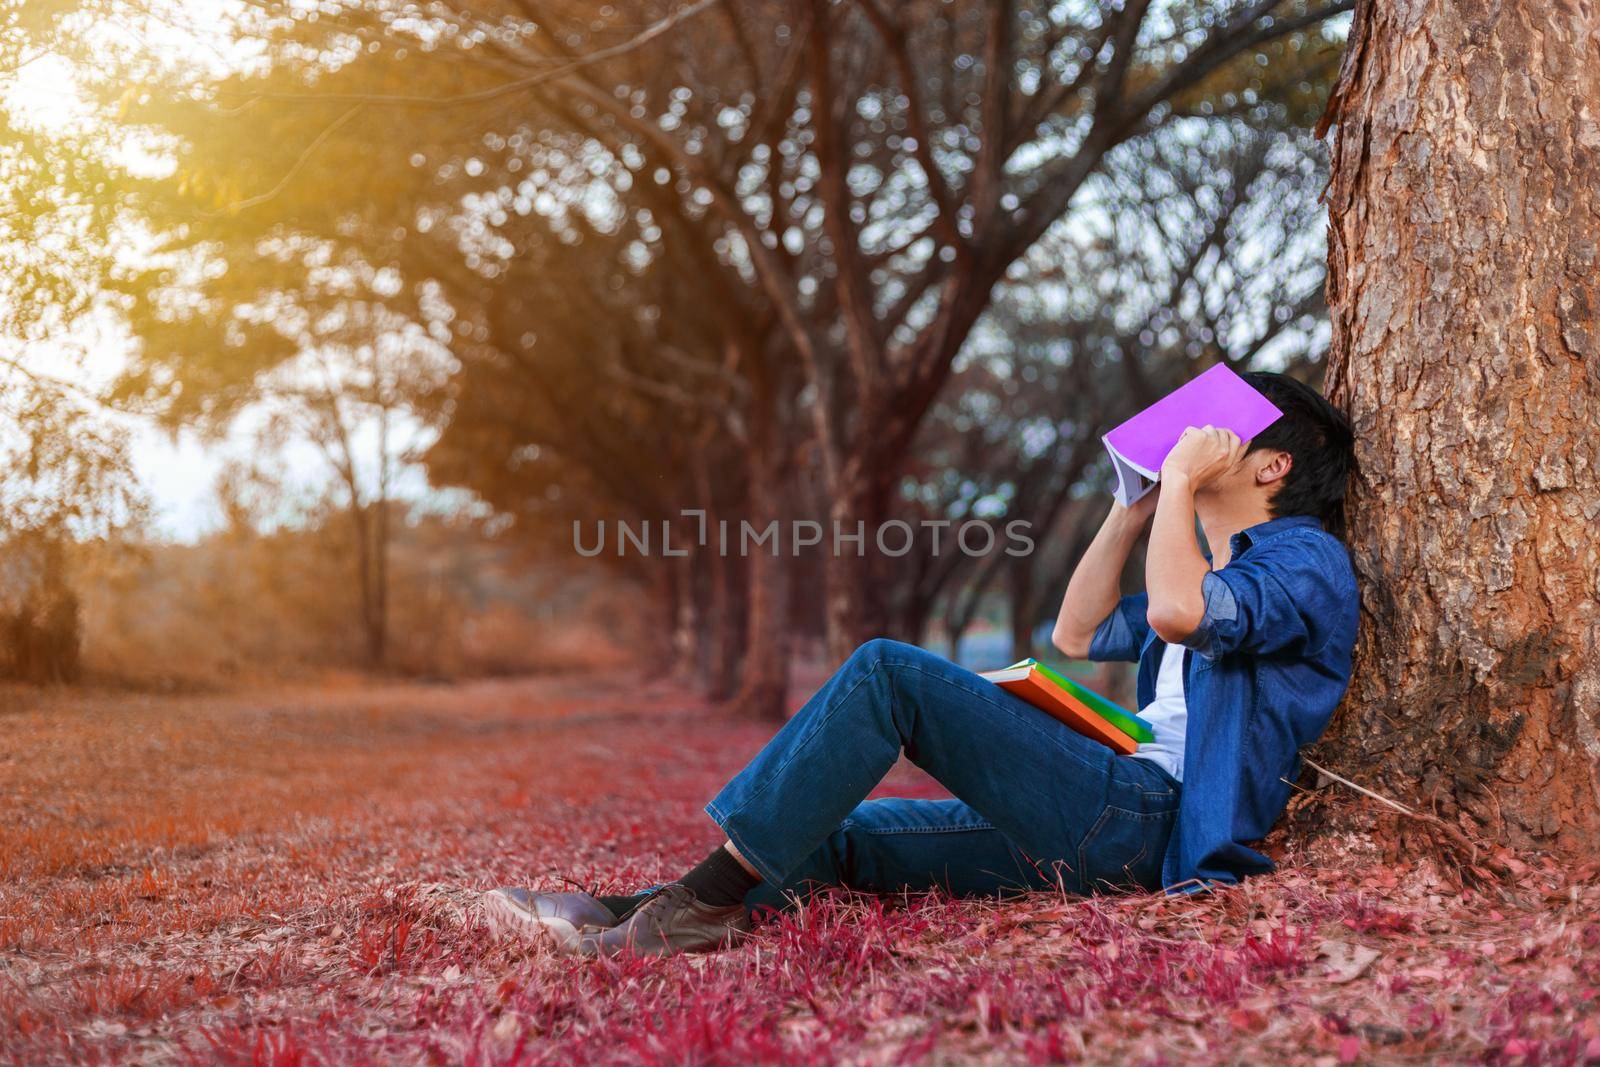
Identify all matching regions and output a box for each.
[1161,425,1246,491]
[1128,482,1162,524]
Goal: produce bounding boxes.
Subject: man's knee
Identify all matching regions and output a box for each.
[849,638,929,669]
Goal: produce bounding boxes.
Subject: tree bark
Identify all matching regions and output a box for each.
[1320,0,1600,848]
[669,550,699,686]
[372,416,391,668]
[1007,557,1038,664]
[643,554,684,678]
[730,356,794,720]
[702,545,745,702]
[2,536,81,684]
[823,478,892,662]
[731,508,791,720]
[348,501,386,668]
[732,544,790,720]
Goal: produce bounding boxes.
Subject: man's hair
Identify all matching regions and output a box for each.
[1241,371,1355,536]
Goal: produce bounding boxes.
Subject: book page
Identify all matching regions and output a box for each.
[1107,448,1156,507]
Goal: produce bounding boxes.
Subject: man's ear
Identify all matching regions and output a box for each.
[1255,450,1292,487]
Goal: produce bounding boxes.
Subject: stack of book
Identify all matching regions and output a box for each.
[979,659,1152,755]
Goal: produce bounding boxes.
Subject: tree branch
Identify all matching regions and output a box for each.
[969,0,1015,233]
[809,0,887,388]
[855,0,968,255]
[211,0,727,213]
[217,0,726,110]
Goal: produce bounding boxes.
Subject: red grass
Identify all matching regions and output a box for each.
[0,675,1596,1064]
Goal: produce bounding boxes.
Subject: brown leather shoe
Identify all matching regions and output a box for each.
[574,883,750,957]
[481,888,618,951]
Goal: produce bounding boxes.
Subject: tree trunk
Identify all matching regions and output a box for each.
[902,610,929,651]
[348,501,384,668]
[642,558,681,677]
[823,480,891,663]
[365,502,390,669]
[688,544,719,692]
[732,543,790,720]
[702,544,744,702]
[3,536,81,684]
[1007,556,1037,663]
[372,490,390,669]
[669,551,699,685]
[897,576,935,650]
[943,611,970,666]
[730,362,794,721]
[1320,0,1600,848]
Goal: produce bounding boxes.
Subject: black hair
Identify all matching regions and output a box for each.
[1241,371,1355,537]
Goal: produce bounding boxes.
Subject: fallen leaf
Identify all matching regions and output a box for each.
[1318,940,1381,984]
[492,1013,521,1042]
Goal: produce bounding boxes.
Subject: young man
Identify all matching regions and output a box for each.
[484,372,1359,957]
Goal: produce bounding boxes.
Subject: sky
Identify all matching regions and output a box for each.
[132,428,232,540]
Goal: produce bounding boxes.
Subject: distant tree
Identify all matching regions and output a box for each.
[410,167,821,715]
[260,318,451,667]
[0,2,145,681]
[118,253,451,667]
[0,389,142,682]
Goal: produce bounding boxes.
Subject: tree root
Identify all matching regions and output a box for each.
[1302,758,1517,886]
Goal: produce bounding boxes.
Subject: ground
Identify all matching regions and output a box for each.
[1,677,1597,1065]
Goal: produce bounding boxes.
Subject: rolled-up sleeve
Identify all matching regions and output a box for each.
[1087,592,1151,662]
[1180,554,1312,661]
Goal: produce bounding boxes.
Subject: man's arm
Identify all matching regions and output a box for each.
[1051,497,1154,658]
[1146,425,1245,642]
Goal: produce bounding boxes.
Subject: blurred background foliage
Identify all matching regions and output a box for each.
[1,0,1348,707]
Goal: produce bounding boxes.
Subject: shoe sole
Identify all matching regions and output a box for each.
[577,929,750,958]
[480,890,581,950]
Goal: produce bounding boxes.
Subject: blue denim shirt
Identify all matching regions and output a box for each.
[1088,515,1359,889]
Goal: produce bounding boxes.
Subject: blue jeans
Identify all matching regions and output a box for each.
[705,640,1180,911]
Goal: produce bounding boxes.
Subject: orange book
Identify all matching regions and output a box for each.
[978,662,1141,755]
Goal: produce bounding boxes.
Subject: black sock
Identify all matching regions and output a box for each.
[596,892,651,922]
[679,845,761,908]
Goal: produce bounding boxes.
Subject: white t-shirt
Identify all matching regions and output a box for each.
[1131,641,1188,782]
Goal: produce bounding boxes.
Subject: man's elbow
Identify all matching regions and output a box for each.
[1052,626,1090,660]
[1145,603,1202,646]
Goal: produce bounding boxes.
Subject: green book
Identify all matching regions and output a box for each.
[1001,658,1154,744]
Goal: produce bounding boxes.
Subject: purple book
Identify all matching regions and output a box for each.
[1102,364,1284,506]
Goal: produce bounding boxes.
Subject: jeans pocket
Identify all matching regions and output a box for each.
[1077,806,1167,894]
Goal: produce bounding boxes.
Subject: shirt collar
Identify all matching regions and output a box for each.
[1229,514,1323,558]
